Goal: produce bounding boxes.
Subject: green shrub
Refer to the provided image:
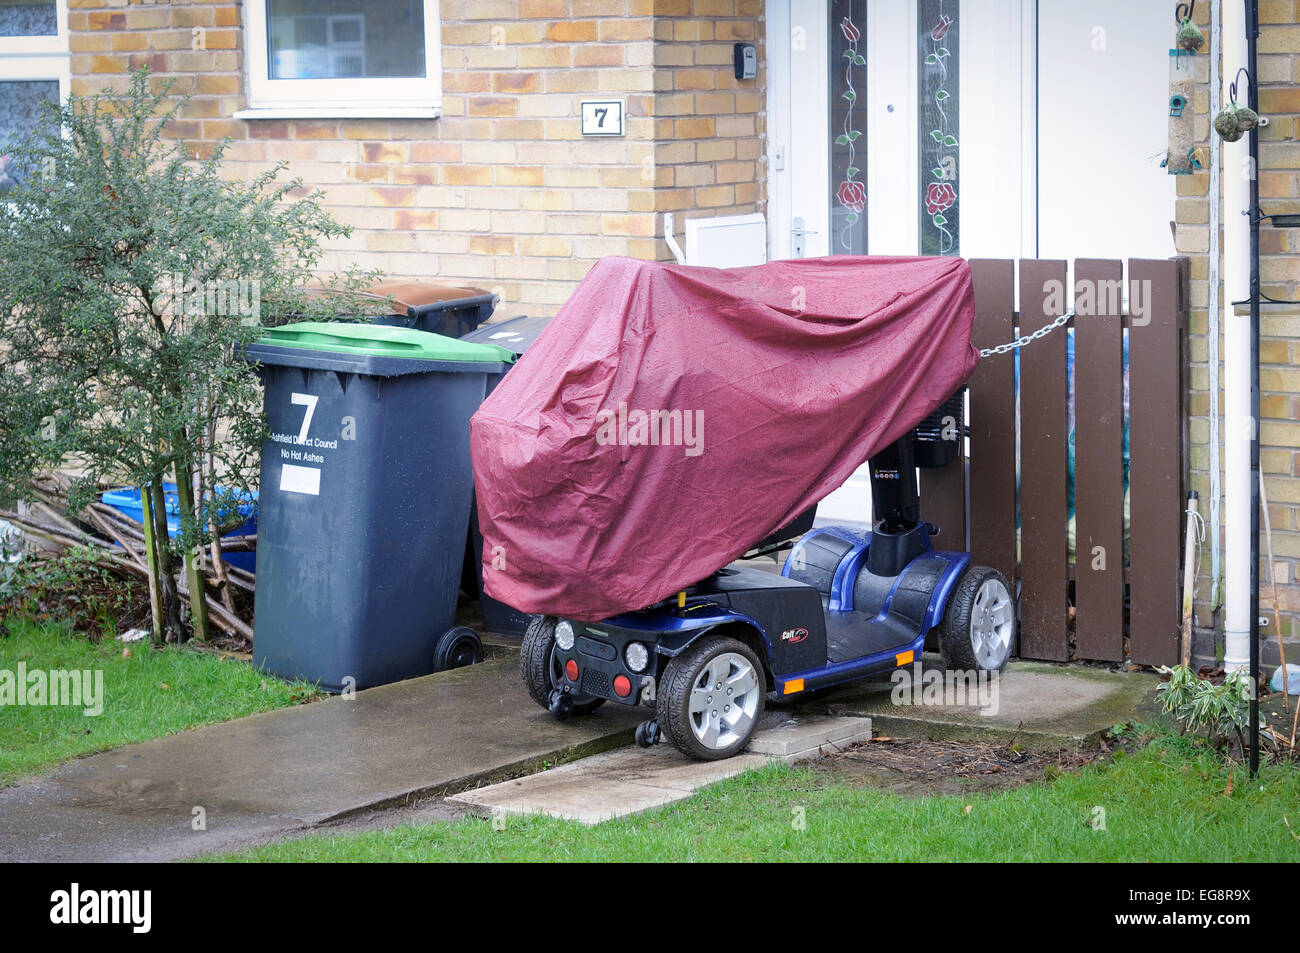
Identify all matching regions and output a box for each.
[0,69,380,642]
[0,549,147,638]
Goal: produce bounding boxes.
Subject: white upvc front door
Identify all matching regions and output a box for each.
[769,0,1035,264]
[766,0,1176,526]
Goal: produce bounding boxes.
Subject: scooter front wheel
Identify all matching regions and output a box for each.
[940,567,1016,672]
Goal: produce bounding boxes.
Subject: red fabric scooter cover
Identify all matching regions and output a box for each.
[470,255,980,621]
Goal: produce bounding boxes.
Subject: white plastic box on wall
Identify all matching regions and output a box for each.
[685,213,767,268]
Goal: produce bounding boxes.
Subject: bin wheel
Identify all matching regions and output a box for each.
[939,566,1016,672]
[433,626,483,671]
[657,635,765,761]
[520,615,605,716]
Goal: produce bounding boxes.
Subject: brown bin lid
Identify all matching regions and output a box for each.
[366,280,492,313]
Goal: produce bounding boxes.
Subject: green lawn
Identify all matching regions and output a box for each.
[0,617,321,786]
[214,736,1300,863]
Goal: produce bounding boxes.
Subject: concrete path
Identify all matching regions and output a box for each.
[0,657,641,862]
[0,648,1159,860]
[808,658,1159,746]
[449,714,872,824]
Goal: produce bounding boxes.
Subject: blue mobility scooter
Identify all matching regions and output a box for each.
[519,390,1016,760]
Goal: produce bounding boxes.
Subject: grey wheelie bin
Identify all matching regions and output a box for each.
[244,322,514,691]
[458,316,553,637]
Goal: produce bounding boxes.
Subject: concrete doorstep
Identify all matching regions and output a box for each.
[810,658,1160,748]
[448,714,872,825]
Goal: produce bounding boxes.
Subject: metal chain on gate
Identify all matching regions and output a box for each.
[978,311,1075,358]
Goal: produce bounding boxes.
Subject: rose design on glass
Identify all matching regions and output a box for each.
[931,14,953,41]
[837,179,866,215]
[836,13,865,248]
[925,182,956,215]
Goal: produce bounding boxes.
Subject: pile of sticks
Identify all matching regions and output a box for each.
[0,472,255,641]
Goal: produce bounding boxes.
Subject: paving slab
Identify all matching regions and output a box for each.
[0,656,641,862]
[750,713,873,761]
[449,747,770,824]
[449,714,871,824]
[807,658,1159,747]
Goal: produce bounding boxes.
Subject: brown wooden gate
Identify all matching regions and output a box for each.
[922,258,1189,666]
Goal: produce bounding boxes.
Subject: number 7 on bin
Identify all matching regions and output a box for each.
[291,392,318,444]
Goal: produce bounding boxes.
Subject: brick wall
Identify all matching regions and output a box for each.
[1176,1,1300,657]
[651,0,764,261]
[67,0,767,316]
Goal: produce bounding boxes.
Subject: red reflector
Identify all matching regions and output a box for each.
[564,659,579,682]
[613,674,632,697]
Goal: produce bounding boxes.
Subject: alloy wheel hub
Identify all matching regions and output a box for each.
[687,652,760,750]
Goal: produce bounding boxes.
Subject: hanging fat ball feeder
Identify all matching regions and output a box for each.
[1212,70,1261,144]
[1213,105,1244,141]
[1176,17,1204,53]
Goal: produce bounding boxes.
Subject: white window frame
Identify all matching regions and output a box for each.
[0,0,66,56]
[0,0,70,145]
[236,0,442,120]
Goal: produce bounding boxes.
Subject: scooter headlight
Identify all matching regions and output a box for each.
[624,641,649,673]
[554,620,575,651]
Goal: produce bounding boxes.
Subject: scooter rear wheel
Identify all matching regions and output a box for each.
[658,634,765,761]
[520,615,606,716]
[939,567,1015,672]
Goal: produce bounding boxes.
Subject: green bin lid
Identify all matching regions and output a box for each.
[254,321,516,363]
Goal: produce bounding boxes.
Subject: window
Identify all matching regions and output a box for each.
[0,1,56,40]
[0,0,68,181]
[1,78,57,146]
[239,0,442,119]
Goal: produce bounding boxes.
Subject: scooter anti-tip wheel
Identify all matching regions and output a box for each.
[635,719,661,748]
[548,689,573,720]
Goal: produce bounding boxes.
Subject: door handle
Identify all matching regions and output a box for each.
[792,217,819,258]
